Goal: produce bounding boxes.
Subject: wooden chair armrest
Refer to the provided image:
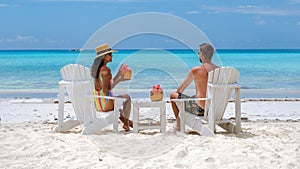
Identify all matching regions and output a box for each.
[208,83,240,89]
[171,98,210,102]
[88,95,126,101]
[59,80,91,86]
[58,80,72,85]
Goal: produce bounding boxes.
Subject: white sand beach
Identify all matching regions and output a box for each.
[0,98,299,168]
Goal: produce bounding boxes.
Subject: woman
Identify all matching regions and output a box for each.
[91,43,133,131]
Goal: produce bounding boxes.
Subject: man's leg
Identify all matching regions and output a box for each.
[170,92,180,131]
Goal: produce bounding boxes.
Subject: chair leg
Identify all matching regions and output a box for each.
[218,123,235,133]
[235,87,241,134]
[56,120,80,132]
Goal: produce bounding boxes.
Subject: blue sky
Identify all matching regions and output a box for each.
[0,0,299,49]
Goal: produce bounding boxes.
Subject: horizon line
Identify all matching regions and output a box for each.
[1,48,300,51]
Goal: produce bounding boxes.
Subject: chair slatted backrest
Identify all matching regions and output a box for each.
[60,64,91,81]
[60,64,95,124]
[204,67,240,122]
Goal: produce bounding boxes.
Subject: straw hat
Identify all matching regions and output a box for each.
[91,44,117,78]
[95,43,117,59]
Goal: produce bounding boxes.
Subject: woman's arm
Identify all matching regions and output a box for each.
[111,76,123,89]
[94,76,101,91]
[111,64,130,89]
[100,67,112,93]
[113,69,122,82]
[111,69,123,89]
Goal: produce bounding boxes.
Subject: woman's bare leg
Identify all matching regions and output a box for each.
[117,94,133,131]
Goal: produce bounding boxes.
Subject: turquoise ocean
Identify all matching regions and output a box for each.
[0,49,299,99]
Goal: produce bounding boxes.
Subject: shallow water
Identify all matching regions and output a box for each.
[0,49,299,98]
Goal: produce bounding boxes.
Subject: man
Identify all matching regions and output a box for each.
[170,43,220,132]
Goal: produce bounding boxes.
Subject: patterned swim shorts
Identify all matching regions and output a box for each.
[178,93,204,116]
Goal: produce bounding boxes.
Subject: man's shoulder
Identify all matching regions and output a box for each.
[191,65,207,76]
[191,65,206,72]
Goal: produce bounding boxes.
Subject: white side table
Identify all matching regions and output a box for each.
[132,99,166,133]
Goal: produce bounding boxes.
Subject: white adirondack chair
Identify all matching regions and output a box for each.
[55,64,124,135]
[172,67,241,136]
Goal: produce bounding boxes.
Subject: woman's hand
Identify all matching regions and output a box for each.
[118,64,131,81]
[112,64,131,88]
[119,74,130,81]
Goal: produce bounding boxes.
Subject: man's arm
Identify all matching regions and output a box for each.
[176,70,194,93]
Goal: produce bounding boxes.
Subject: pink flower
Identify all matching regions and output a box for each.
[152,84,163,94]
[120,64,130,73]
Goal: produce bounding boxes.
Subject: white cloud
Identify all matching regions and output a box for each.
[0,35,38,43]
[292,0,300,3]
[15,35,38,42]
[186,10,199,15]
[37,0,140,2]
[202,5,300,16]
[297,21,300,26]
[0,35,62,44]
[0,4,9,7]
[255,20,267,25]
[44,38,57,43]
[238,5,256,9]
[252,16,267,25]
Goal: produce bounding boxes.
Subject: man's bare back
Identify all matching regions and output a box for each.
[192,63,219,108]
